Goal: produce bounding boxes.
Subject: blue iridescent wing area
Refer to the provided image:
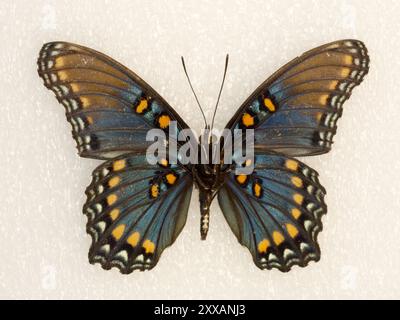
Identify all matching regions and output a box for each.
[37,42,189,160]
[218,151,326,271]
[226,39,369,156]
[84,151,193,273]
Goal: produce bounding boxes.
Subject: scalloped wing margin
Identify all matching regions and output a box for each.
[218,152,327,272]
[84,152,193,273]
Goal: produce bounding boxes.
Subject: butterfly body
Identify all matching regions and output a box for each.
[38,40,369,273]
[194,160,224,239]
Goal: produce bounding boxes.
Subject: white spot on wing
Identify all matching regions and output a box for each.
[115,250,128,262]
[99,244,110,254]
[96,221,106,233]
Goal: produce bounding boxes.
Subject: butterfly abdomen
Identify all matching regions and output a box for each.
[199,190,211,240]
[194,162,223,240]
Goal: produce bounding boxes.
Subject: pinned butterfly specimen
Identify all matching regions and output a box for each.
[37,40,369,273]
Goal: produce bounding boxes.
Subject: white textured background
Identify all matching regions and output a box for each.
[1,0,399,299]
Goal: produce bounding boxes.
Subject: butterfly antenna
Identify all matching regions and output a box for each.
[181,56,208,128]
[210,54,229,132]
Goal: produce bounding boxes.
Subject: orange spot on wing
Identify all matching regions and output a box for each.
[258,239,270,253]
[107,194,118,205]
[236,175,248,185]
[165,173,177,185]
[113,159,126,171]
[293,193,304,205]
[108,176,120,187]
[158,115,171,129]
[341,67,351,77]
[58,71,68,81]
[272,231,284,245]
[253,182,262,198]
[285,160,298,171]
[70,83,79,92]
[143,239,155,254]
[127,232,140,247]
[329,80,339,90]
[135,98,148,114]
[110,208,120,221]
[112,224,125,240]
[242,113,254,127]
[150,184,159,198]
[55,57,65,68]
[344,55,353,65]
[291,176,303,188]
[263,98,276,112]
[286,223,299,238]
[291,208,301,219]
[319,94,330,105]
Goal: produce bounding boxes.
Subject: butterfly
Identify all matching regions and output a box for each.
[37,40,369,273]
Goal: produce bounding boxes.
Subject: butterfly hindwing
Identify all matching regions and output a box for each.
[227,39,369,156]
[84,151,193,273]
[218,151,327,271]
[37,42,188,160]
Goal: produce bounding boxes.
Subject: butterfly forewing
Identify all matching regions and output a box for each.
[226,39,369,156]
[37,42,189,160]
